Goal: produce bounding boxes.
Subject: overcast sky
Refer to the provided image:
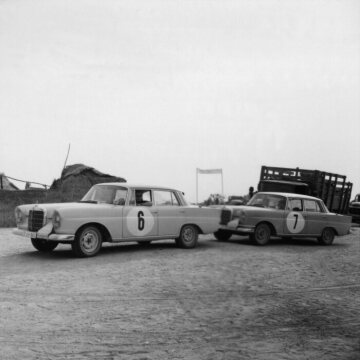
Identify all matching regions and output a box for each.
[1,0,359,202]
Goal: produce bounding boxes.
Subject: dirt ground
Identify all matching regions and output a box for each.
[1,228,360,360]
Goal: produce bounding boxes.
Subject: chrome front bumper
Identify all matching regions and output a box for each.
[235,225,255,234]
[13,228,75,242]
[219,221,255,234]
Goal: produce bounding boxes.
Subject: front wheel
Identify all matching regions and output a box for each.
[250,223,271,245]
[176,225,198,249]
[318,227,335,245]
[31,238,58,252]
[72,226,103,257]
[214,230,232,241]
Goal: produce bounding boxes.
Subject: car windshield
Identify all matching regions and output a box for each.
[81,185,128,205]
[247,193,287,210]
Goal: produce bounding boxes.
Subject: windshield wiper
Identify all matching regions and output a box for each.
[78,200,98,204]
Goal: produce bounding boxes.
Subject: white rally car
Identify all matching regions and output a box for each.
[14,183,221,257]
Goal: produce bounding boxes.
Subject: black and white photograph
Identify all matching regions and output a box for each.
[0,0,359,359]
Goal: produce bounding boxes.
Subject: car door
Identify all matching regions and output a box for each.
[303,199,328,236]
[153,190,184,236]
[282,197,307,236]
[122,189,159,239]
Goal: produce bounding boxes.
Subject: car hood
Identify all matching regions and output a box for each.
[17,202,117,217]
[222,205,279,213]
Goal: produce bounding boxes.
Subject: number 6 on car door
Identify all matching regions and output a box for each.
[286,212,305,233]
[138,211,145,231]
[126,208,155,237]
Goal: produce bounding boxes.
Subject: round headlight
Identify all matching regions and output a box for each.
[233,209,241,218]
[233,209,246,223]
[14,207,23,224]
[52,211,61,229]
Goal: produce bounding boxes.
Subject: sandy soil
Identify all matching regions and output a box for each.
[0,228,360,360]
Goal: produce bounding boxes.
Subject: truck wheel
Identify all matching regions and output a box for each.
[214,230,232,241]
[31,238,58,252]
[318,227,335,245]
[176,225,198,249]
[251,223,271,245]
[72,226,102,257]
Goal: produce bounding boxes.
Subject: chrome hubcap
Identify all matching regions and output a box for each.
[324,229,333,242]
[183,228,194,243]
[81,231,99,252]
[256,226,269,243]
[258,229,266,240]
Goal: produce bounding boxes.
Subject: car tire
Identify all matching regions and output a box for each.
[214,230,232,241]
[318,227,335,246]
[251,223,271,246]
[176,225,198,249]
[31,238,58,252]
[72,226,103,257]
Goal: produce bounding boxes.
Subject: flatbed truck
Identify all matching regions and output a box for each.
[258,166,352,214]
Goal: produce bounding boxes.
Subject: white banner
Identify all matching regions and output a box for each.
[197,168,222,174]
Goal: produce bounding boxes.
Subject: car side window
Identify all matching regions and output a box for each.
[114,189,127,205]
[289,198,303,211]
[154,190,180,206]
[267,196,286,210]
[304,200,322,212]
[131,190,153,206]
[315,201,323,212]
[171,192,180,206]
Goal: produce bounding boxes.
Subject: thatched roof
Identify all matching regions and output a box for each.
[60,164,122,180]
[50,164,126,192]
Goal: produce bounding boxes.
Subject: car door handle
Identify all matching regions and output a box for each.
[180,210,185,214]
[151,211,158,214]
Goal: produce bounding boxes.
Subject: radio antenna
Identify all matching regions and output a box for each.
[62,143,71,176]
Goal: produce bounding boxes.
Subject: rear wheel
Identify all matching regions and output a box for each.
[176,225,198,249]
[318,227,335,245]
[214,230,232,241]
[250,223,271,246]
[72,226,102,257]
[31,238,58,252]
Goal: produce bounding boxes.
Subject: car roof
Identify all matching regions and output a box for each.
[256,192,321,201]
[95,183,181,192]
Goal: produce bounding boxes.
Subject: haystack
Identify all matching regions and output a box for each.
[50,164,126,200]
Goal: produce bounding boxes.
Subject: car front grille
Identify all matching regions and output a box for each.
[28,210,45,231]
[220,209,232,225]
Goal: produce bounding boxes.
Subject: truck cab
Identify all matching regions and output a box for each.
[349,194,360,223]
